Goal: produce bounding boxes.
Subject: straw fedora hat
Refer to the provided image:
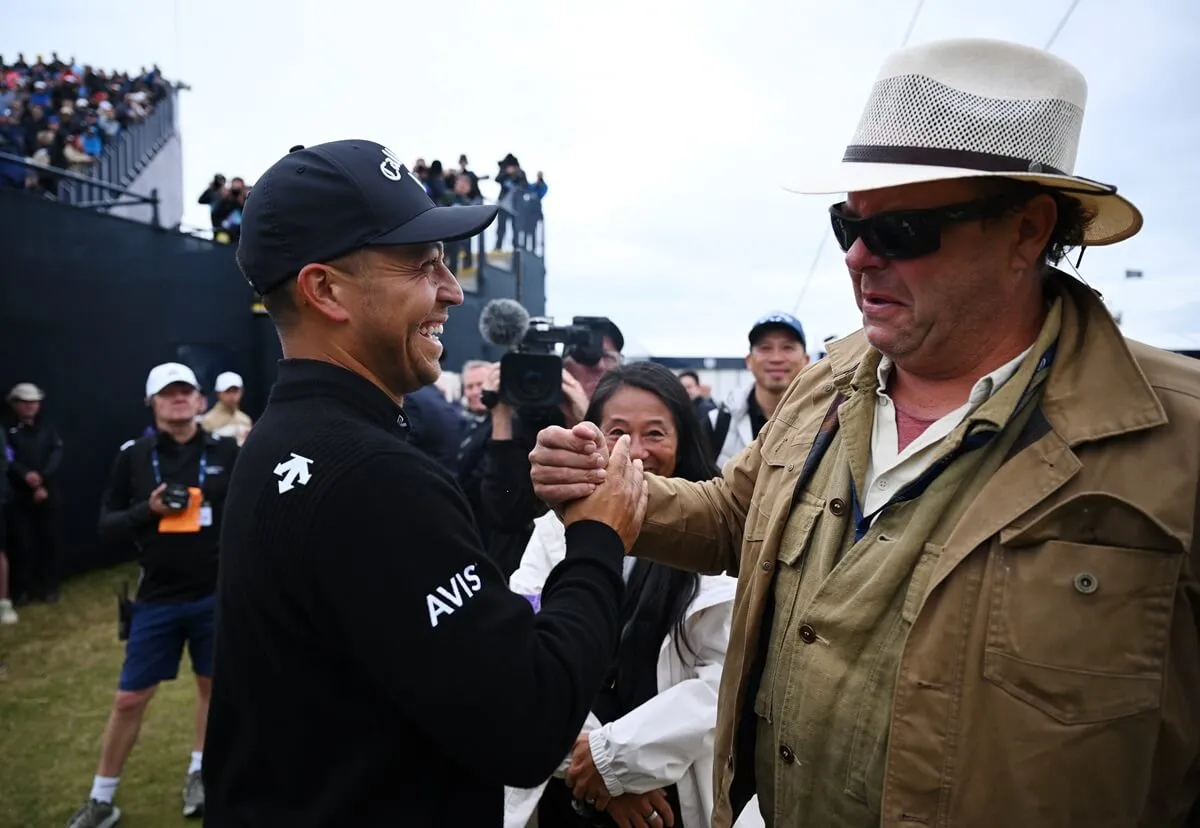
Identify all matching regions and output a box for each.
[787,38,1142,245]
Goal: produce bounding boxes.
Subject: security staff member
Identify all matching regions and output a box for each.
[68,362,238,828]
[203,140,651,828]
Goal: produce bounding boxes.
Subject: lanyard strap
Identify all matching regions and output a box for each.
[151,447,207,488]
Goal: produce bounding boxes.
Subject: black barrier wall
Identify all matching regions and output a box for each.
[0,189,543,577]
[1,191,266,575]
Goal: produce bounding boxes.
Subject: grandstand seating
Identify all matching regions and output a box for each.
[0,53,176,208]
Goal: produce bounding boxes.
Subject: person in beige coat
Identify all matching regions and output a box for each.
[528,37,1200,828]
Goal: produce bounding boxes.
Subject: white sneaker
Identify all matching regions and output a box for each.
[0,600,17,625]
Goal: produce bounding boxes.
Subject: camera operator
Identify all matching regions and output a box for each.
[457,317,623,576]
[198,174,226,229]
[67,362,239,828]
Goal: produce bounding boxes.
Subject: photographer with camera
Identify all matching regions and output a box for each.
[67,362,239,828]
[458,301,623,576]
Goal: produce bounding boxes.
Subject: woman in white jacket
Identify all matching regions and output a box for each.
[506,362,737,828]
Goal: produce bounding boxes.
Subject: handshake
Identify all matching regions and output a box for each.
[532,422,648,551]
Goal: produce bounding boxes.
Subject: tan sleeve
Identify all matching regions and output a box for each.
[629,427,765,577]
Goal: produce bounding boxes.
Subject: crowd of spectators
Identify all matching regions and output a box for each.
[412,152,547,260]
[0,52,173,195]
[201,151,549,259]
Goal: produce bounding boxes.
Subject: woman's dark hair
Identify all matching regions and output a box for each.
[585,362,721,673]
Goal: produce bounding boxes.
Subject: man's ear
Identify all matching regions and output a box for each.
[294,263,353,323]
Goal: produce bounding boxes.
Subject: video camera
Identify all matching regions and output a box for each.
[478,299,613,411]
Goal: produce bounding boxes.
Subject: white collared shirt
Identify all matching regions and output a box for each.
[861,346,1032,519]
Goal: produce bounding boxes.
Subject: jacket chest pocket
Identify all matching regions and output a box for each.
[983,539,1183,724]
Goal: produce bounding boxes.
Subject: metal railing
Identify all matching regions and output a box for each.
[0,150,160,225]
[58,91,177,209]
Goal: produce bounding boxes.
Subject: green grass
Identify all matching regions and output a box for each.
[0,564,203,827]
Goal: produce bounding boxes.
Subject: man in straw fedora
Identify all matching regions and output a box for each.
[528,37,1200,827]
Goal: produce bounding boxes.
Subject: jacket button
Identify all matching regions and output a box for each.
[787,463,795,472]
[779,744,796,764]
[829,498,847,516]
[760,560,773,572]
[1073,572,1099,594]
[798,624,817,643]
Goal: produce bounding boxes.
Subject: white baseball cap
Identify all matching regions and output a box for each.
[214,371,244,392]
[145,362,199,397]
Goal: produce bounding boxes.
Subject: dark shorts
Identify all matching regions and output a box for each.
[118,593,216,692]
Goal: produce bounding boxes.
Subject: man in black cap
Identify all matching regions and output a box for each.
[202,141,655,827]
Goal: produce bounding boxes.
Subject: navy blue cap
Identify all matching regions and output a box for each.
[749,311,806,347]
[236,139,499,295]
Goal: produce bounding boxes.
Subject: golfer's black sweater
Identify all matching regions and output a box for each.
[203,359,625,827]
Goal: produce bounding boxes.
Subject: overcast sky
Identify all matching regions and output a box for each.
[7,0,1199,356]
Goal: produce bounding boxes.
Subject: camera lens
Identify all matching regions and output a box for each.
[518,370,549,398]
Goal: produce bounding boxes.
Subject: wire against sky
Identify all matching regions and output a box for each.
[901,0,927,48]
[791,0,925,317]
[790,230,830,315]
[1044,0,1083,49]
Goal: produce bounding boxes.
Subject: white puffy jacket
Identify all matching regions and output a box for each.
[505,511,738,828]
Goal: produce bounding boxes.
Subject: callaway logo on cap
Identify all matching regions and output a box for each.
[236,140,499,295]
[749,312,806,347]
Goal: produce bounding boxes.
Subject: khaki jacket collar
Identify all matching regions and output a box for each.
[822,270,1168,446]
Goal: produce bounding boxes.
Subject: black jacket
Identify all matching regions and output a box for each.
[203,359,626,828]
[6,416,64,502]
[98,428,238,603]
[456,413,556,577]
[0,428,10,506]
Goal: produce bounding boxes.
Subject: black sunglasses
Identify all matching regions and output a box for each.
[828,193,1032,260]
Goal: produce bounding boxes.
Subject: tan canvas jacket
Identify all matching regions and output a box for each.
[633,273,1200,827]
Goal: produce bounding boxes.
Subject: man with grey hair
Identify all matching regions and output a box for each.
[460,359,491,422]
[529,37,1200,828]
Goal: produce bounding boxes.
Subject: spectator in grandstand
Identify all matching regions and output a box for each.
[0,54,170,194]
[517,170,548,251]
[199,175,251,242]
[494,153,523,250]
[198,174,227,226]
[443,172,485,272]
[456,153,485,199]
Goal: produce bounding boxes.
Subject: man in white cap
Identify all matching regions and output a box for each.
[529,38,1200,827]
[5,381,65,605]
[67,362,239,828]
[201,371,253,445]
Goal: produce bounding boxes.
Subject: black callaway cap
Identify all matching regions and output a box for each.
[236,139,499,295]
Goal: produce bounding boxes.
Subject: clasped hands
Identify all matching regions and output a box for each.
[565,734,675,828]
[548,425,648,552]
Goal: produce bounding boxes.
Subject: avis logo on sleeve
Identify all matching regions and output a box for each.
[426,564,482,628]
